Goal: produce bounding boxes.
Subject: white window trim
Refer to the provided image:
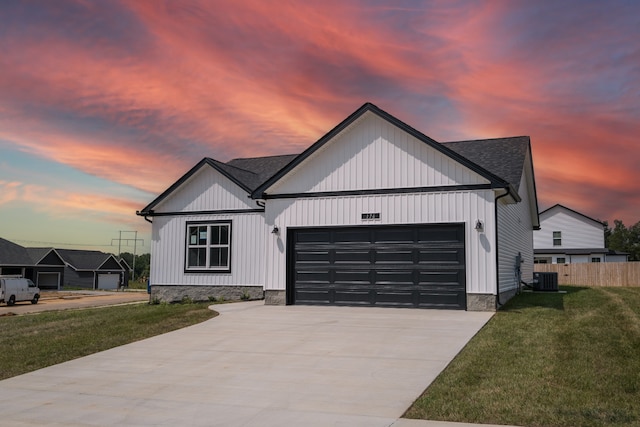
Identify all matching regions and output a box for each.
[185,221,232,273]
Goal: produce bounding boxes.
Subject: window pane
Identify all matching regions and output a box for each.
[198,226,208,245]
[188,248,206,267]
[189,227,198,245]
[220,225,229,244]
[210,226,220,245]
[209,247,229,268]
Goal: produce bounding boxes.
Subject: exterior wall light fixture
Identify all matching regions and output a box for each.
[475,220,484,232]
[271,226,279,235]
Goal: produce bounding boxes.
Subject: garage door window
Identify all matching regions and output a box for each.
[185,221,231,272]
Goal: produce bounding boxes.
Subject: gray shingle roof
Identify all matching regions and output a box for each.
[225,154,298,191]
[25,248,54,264]
[56,249,113,271]
[0,237,33,266]
[442,136,530,189]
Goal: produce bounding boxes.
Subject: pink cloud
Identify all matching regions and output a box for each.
[0,0,637,227]
[0,180,141,227]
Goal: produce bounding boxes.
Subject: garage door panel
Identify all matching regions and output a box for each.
[290,224,466,309]
[334,289,372,305]
[334,269,371,284]
[418,270,464,284]
[37,273,60,289]
[334,229,370,243]
[98,273,119,290]
[418,249,464,264]
[374,290,416,307]
[334,250,370,263]
[418,291,466,308]
[375,270,414,284]
[374,228,414,243]
[296,231,332,243]
[296,251,330,263]
[375,250,413,263]
[295,288,332,304]
[296,270,330,284]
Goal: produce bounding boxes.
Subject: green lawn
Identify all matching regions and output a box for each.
[404,286,640,427]
[0,302,217,381]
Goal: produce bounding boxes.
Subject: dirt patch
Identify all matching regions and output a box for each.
[2,291,149,315]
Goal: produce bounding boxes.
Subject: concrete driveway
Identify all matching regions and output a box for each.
[0,301,493,426]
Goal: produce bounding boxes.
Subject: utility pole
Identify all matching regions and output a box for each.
[111,231,144,281]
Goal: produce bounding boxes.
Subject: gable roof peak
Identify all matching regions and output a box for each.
[540,204,604,225]
[251,101,516,199]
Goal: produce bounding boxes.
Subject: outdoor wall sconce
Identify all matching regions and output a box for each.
[475,220,484,232]
[271,225,279,235]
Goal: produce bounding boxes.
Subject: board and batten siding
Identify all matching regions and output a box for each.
[496,168,534,293]
[264,190,497,295]
[266,112,489,195]
[149,166,267,287]
[150,213,266,287]
[534,207,604,250]
[154,165,257,212]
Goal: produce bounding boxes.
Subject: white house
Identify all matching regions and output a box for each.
[138,103,540,311]
[534,204,628,264]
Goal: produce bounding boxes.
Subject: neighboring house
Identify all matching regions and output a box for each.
[0,238,65,289]
[118,257,132,285]
[138,102,540,311]
[56,249,128,289]
[533,204,628,264]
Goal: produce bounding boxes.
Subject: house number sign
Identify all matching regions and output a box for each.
[361,213,381,220]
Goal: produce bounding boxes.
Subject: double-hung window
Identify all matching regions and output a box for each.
[552,231,562,246]
[185,221,231,272]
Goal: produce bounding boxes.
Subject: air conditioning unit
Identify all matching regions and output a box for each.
[533,272,558,292]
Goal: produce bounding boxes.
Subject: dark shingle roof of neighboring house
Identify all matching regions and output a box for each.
[0,237,33,266]
[442,136,530,190]
[56,249,116,271]
[25,247,54,264]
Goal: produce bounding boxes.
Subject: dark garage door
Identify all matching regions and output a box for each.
[288,224,466,309]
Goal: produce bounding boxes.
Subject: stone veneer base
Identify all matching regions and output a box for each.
[150,285,264,304]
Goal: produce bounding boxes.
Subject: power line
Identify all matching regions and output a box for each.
[10,239,113,247]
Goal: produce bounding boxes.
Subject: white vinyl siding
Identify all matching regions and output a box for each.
[534,206,604,250]
[264,189,497,295]
[150,213,266,287]
[496,168,534,294]
[265,112,489,195]
[154,166,256,212]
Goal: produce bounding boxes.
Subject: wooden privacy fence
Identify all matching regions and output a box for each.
[534,262,640,287]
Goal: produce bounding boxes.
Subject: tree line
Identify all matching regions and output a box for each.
[604,220,640,261]
[119,252,150,281]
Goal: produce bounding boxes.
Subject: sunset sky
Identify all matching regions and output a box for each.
[1,0,638,254]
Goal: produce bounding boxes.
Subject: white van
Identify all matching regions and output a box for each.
[0,277,40,306]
